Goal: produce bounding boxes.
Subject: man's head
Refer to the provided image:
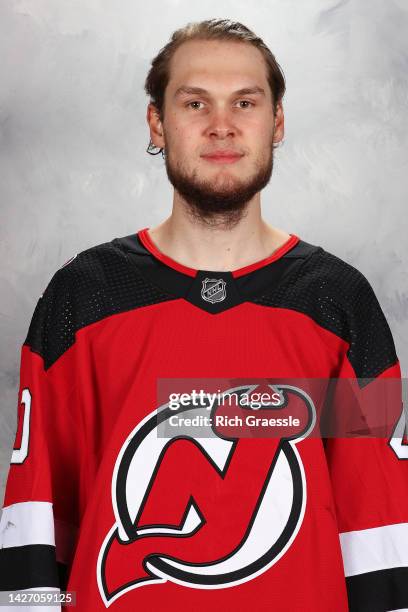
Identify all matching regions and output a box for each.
[145,19,286,227]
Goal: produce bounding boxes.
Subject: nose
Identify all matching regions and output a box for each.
[204,107,238,139]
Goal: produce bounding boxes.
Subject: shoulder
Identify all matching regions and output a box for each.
[24,237,173,369]
[256,238,397,377]
[45,237,128,290]
[294,240,377,303]
[261,238,380,318]
[309,246,398,377]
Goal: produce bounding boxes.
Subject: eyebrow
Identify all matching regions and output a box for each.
[174,85,266,98]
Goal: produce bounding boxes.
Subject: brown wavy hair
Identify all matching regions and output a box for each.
[145,18,286,156]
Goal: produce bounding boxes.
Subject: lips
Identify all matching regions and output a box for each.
[201,150,244,164]
[202,150,243,159]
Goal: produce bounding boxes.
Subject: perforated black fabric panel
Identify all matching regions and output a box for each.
[24,240,177,370]
[251,248,398,379]
[25,236,398,379]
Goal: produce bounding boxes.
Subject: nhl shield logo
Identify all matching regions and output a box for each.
[201,278,227,303]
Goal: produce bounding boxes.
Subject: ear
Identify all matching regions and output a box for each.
[146,103,165,149]
[272,102,285,145]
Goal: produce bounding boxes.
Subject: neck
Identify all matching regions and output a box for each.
[146,194,291,272]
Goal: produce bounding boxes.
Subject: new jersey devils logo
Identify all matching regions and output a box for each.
[97,384,316,607]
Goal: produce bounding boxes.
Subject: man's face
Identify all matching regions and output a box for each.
[151,39,283,226]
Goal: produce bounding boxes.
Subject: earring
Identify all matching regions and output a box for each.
[146,140,163,156]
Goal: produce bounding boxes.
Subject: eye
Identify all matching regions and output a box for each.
[187,101,205,110]
[237,100,255,109]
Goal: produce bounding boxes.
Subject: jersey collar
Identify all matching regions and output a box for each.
[137,227,300,279]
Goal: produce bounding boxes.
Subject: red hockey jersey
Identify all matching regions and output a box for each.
[1,228,407,611]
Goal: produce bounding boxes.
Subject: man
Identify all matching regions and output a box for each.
[1,18,407,612]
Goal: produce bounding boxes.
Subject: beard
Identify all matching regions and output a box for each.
[164,142,275,229]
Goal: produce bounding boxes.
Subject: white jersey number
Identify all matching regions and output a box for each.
[11,388,32,464]
[389,404,408,459]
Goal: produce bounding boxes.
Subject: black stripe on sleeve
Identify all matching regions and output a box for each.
[347,566,408,612]
[0,544,67,591]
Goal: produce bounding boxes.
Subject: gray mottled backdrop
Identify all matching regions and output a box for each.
[1,0,407,507]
